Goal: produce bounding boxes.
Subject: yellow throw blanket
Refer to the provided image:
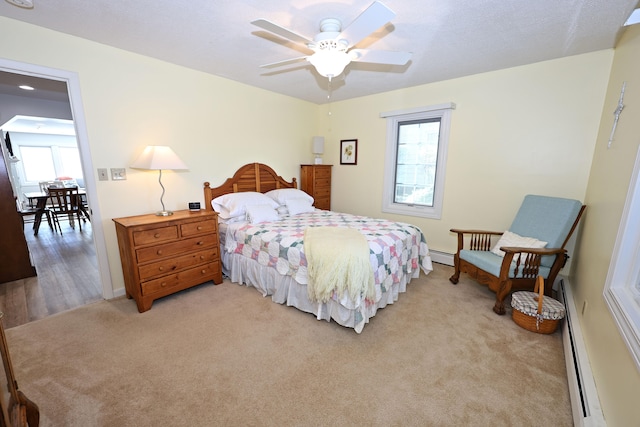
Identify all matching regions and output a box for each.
[304,226,375,303]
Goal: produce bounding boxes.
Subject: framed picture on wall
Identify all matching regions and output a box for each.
[340,139,358,165]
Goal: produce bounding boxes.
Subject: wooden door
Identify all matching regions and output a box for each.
[0,144,36,283]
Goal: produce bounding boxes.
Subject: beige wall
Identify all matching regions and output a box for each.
[0,17,319,295]
[321,51,612,256]
[573,25,640,426]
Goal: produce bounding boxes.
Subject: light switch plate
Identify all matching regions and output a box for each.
[111,168,127,181]
[98,168,108,181]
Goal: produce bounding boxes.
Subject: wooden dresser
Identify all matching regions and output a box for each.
[300,164,332,210]
[113,210,222,312]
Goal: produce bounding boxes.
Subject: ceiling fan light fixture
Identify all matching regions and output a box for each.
[308,50,351,79]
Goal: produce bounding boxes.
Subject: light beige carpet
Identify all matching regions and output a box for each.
[5,263,572,426]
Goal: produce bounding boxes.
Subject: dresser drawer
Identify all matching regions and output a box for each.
[138,248,218,281]
[314,177,331,188]
[181,219,217,237]
[314,167,331,179]
[136,234,217,263]
[313,187,331,198]
[133,226,178,246]
[140,262,219,296]
[314,197,330,210]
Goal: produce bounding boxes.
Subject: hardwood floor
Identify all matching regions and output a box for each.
[0,217,102,329]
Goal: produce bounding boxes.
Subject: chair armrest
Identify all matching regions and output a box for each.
[450,229,503,252]
[499,247,566,256]
[450,229,503,235]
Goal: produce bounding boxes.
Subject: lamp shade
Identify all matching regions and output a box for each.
[312,136,325,164]
[130,145,188,171]
[312,136,325,154]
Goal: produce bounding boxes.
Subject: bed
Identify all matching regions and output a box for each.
[203,163,433,333]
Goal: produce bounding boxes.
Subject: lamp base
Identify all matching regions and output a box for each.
[156,210,174,216]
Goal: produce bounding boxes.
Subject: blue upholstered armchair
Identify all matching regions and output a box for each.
[449,195,585,314]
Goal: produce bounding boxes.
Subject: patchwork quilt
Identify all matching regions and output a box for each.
[224,210,432,305]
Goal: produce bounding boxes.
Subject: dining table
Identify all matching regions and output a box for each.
[23,188,90,235]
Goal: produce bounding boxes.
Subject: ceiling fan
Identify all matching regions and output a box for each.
[251,1,412,81]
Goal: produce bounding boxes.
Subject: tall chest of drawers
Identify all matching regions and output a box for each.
[113,210,222,312]
[300,164,332,210]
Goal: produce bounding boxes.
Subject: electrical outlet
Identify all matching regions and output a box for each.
[98,168,108,181]
[111,168,127,181]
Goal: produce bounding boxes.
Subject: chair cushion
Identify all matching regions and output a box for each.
[460,250,551,279]
[509,195,582,267]
[511,291,566,320]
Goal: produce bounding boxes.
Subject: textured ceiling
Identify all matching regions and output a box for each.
[0,0,638,105]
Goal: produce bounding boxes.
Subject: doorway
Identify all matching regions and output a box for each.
[0,59,112,326]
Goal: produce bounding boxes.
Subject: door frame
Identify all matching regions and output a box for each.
[0,58,113,300]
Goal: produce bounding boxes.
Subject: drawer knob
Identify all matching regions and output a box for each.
[161,282,167,287]
[158,266,164,271]
[154,233,160,238]
[197,225,203,230]
[201,269,207,274]
[197,241,204,246]
[199,255,204,260]
[157,250,163,255]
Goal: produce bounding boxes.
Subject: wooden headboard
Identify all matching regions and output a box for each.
[203,163,297,211]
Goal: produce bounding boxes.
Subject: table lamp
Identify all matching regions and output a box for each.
[312,136,324,164]
[130,145,188,216]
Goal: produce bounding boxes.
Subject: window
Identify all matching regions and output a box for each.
[381,103,455,219]
[604,144,640,372]
[20,146,56,182]
[16,136,82,184]
[59,146,83,178]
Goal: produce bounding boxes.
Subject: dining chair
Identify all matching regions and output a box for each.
[39,180,64,192]
[47,186,85,234]
[15,197,53,236]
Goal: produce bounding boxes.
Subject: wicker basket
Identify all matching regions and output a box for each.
[511,276,565,334]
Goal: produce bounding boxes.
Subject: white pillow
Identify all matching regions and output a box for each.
[286,198,315,215]
[212,192,279,218]
[246,204,280,224]
[491,230,547,262]
[211,205,235,220]
[265,188,314,206]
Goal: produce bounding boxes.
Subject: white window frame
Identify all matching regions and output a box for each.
[604,144,640,373]
[380,103,455,219]
[16,138,81,185]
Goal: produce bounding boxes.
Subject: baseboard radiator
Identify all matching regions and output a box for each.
[430,250,454,266]
[557,278,606,426]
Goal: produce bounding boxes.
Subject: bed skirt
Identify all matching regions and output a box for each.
[221,250,422,333]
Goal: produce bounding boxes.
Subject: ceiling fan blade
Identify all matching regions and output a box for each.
[251,19,313,46]
[259,56,309,69]
[350,49,411,65]
[338,1,396,48]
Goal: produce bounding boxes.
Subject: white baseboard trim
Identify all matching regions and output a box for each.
[430,250,454,266]
[557,277,606,426]
[112,287,126,299]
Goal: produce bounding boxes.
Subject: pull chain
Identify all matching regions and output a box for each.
[327,78,333,117]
